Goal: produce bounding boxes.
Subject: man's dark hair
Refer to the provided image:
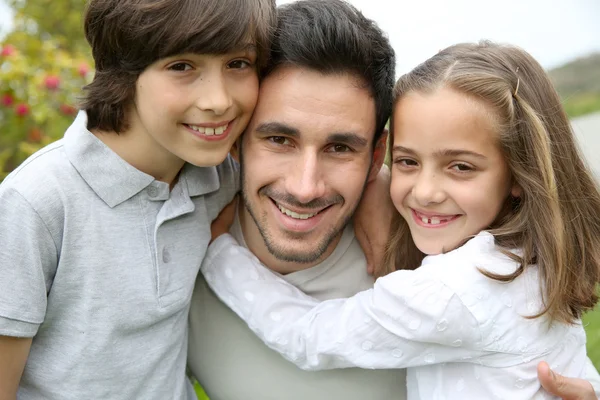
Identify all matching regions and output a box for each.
[81,0,276,133]
[263,0,395,143]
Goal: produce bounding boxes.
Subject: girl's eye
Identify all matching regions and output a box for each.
[451,163,474,172]
[268,136,291,146]
[228,59,251,69]
[394,158,418,167]
[168,62,193,72]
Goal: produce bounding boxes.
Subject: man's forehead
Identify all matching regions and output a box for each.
[248,65,377,141]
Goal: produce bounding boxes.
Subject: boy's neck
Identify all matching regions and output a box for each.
[91,127,185,188]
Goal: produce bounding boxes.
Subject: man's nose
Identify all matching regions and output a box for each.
[284,152,326,204]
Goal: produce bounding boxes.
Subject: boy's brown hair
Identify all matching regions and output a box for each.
[81,0,275,133]
[384,41,600,324]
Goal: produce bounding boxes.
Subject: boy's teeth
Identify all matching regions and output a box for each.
[430,217,440,225]
[189,123,229,135]
[277,204,317,220]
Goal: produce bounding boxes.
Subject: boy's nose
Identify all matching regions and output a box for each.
[196,75,233,116]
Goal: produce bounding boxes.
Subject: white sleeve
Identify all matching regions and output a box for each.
[585,357,600,398]
[201,234,488,371]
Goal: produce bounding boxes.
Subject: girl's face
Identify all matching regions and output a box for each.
[390,87,519,255]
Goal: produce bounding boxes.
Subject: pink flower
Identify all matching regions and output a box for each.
[1,94,13,107]
[15,103,30,117]
[44,75,61,91]
[78,62,90,77]
[1,44,16,57]
[59,104,77,116]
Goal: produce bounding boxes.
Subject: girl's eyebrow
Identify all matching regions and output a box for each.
[392,145,486,160]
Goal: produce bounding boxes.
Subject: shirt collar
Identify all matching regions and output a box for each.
[64,111,220,208]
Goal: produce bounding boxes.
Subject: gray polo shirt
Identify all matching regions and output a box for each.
[0,111,238,399]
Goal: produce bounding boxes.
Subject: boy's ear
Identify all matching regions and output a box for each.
[230,139,241,162]
[367,129,388,182]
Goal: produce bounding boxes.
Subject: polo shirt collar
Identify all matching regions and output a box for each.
[64,111,221,207]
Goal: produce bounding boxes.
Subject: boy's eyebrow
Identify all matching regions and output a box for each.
[327,133,368,149]
[392,145,486,159]
[234,43,258,54]
[255,122,299,136]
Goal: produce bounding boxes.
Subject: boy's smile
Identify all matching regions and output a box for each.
[184,120,234,141]
[101,50,258,184]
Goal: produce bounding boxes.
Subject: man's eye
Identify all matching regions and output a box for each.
[168,63,193,72]
[228,60,251,69]
[268,136,290,145]
[329,144,351,153]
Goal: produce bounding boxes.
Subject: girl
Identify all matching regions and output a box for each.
[200,41,600,399]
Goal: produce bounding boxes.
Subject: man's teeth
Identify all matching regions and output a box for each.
[420,216,449,225]
[188,123,228,136]
[277,204,318,220]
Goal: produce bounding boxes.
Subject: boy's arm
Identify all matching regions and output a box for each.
[0,336,32,400]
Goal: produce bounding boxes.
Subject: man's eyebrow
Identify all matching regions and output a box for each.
[392,145,486,159]
[254,122,299,136]
[327,133,369,149]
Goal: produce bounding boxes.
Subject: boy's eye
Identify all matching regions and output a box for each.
[168,62,193,72]
[228,59,251,69]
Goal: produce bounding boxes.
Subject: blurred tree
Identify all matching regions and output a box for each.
[0,0,92,180]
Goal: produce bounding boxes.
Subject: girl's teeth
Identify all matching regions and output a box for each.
[205,127,215,136]
[420,216,446,225]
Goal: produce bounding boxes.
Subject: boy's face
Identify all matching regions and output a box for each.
[127,47,258,171]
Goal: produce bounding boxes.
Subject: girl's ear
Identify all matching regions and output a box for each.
[511,183,522,198]
[367,129,388,182]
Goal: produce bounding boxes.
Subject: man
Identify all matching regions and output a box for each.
[188,1,600,399]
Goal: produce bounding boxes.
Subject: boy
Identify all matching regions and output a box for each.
[0,0,275,398]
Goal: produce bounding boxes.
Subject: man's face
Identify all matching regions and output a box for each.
[239,66,378,270]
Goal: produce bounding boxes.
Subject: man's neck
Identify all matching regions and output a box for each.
[237,203,343,275]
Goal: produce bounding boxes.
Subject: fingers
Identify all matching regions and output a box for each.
[538,361,596,400]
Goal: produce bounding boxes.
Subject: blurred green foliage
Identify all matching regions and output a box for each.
[0,0,92,180]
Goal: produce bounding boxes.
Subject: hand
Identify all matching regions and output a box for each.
[353,164,395,277]
[538,361,598,399]
[211,195,238,243]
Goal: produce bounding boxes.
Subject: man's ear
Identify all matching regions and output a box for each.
[230,139,241,162]
[367,129,388,182]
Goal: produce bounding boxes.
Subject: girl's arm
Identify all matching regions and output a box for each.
[201,234,487,371]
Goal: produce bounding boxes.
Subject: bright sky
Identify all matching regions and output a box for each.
[1,0,599,73]
[276,0,600,74]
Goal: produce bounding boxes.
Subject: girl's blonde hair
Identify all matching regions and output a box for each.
[383,41,600,324]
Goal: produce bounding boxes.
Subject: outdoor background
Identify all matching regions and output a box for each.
[0,0,599,398]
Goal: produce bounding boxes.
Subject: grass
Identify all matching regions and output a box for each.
[584,307,600,370]
[563,93,600,118]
